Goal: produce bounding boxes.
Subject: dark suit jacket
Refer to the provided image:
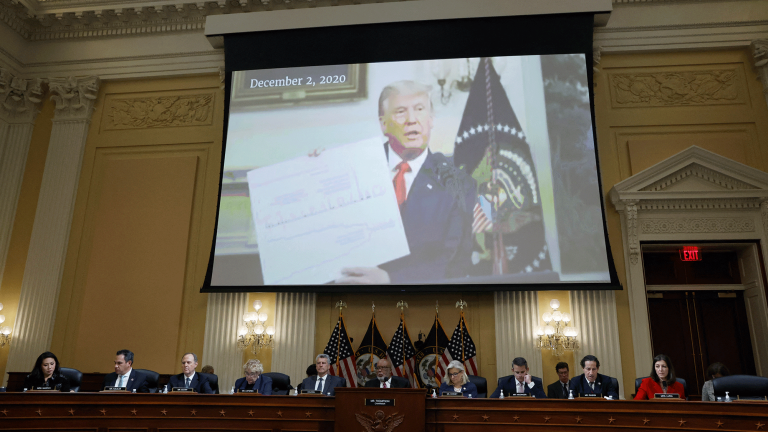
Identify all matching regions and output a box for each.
[300,374,346,396]
[234,375,273,395]
[490,375,547,398]
[168,373,214,394]
[102,370,150,393]
[381,147,477,284]
[363,376,410,388]
[569,373,619,399]
[438,382,478,398]
[547,379,570,399]
[24,373,71,392]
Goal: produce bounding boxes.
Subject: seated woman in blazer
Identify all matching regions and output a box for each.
[234,359,272,395]
[23,351,71,392]
[438,360,478,398]
[635,354,685,400]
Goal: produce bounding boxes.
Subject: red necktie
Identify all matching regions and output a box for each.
[393,161,411,207]
[383,382,388,389]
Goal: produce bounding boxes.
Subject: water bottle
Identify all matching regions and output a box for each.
[132,389,136,394]
[468,394,472,399]
[431,389,437,398]
[568,389,574,400]
[717,397,723,402]
[230,386,235,395]
[725,391,731,402]
[162,385,168,394]
[23,388,27,392]
[499,389,505,399]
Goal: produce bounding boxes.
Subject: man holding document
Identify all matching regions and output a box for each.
[336,80,477,284]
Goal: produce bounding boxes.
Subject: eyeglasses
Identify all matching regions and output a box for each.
[375,367,391,371]
[245,372,260,377]
[449,372,461,377]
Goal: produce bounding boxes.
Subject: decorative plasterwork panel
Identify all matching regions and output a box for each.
[640,163,758,192]
[0,67,44,123]
[608,67,744,108]
[102,93,214,130]
[640,217,755,234]
[49,75,99,121]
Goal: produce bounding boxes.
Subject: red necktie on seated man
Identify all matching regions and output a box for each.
[393,161,411,208]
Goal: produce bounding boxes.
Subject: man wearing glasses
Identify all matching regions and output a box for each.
[364,358,410,388]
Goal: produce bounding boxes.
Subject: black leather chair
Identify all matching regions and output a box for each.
[467,375,487,398]
[610,377,619,397]
[263,372,292,395]
[712,375,768,400]
[59,368,83,392]
[134,369,160,393]
[199,372,219,394]
[634,376,688,400]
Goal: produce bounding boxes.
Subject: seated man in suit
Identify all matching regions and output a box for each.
[490,357,547,398]
[364,358,410,388]
[547,361,571,399]
[167,353,214,394]
[102,349,150,393]
[335,80,477,284]
[234,359,272,394]
[300,354,347,396]
[569,354,619,399]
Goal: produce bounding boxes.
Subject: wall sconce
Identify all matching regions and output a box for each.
[236,300,275,355]
[535,299,578,357]
[430,58,474,105]
[0,303,10,348]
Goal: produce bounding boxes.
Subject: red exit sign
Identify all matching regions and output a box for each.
[679,246,701,261]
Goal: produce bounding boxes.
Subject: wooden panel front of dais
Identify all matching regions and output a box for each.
[334,388,426,432]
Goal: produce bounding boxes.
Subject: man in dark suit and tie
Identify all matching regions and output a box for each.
[569,355,619,399]
[547,361,571,399]
[102,349,150,393]
[300,354,347,396]
[490,357,547,398]
[363,358,410,388]
[167,353,214,393]
[336,80,476,284]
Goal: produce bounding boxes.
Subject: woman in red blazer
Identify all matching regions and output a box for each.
[635,354,686,400]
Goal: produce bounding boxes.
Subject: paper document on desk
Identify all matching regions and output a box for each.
[246,137,410,285]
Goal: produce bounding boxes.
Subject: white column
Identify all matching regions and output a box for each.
[202,292,249,393]
[0,71,44,288]
[4,76,100,378]
[753,40,768,109]
[271,292,316,387]
[570,290,626,399]
[494,291,542,380]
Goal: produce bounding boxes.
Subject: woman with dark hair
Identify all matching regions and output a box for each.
[634,354,685,400]
[23,352,71,392]
[701,362,730,401]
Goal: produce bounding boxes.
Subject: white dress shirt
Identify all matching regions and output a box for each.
[380,377,392,388]
[115,368,133,387]
[388,147,429,199]
[315,375,327,392]
[184,372,196,387]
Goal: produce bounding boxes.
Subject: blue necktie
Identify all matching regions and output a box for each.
[186,378,191,388]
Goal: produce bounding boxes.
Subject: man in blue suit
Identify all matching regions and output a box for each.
[337,80,476,284]
[102,349,150,393]
[300,354,346,396]
[167,353,214,394]
[490,357,547,398]
[569,355,619,399]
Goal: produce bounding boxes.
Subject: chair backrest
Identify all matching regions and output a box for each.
[610,377,619,396]
[199,372,219,394]
[134,369,160,393]
[263,372,292,395]
[635,376,688,400]
[467,375,487,398]
[712,375,768,399]
[60,367,83,392]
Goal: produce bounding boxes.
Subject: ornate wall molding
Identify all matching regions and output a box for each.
[753,39,768,109]
[641,164,758,192]
[638,199,763,211]
[625,201,639,265]
[608,68,741,107]
[0,68,44,124]
[103,93,214,130]
[762,201,768,236]
[640,217,755,234]
[49,76,99,121]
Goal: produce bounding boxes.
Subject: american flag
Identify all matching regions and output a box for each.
[323,315,357,387]
[436,313,478,383]
[387,316,419,388]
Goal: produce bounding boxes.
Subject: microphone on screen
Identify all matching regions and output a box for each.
[662,380,668,394]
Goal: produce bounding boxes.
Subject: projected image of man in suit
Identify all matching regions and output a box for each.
[337,80,476,284]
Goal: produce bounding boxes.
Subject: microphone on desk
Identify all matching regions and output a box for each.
[662,380,668,394]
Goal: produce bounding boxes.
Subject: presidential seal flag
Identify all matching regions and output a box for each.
[437,311,478,383]
[386,315,419,388]
[323,314,357,387]
[453,57,552,277]
[414,312,450,389]
[354,310,389,387]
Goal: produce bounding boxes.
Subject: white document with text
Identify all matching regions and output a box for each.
[246,137,410,285]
